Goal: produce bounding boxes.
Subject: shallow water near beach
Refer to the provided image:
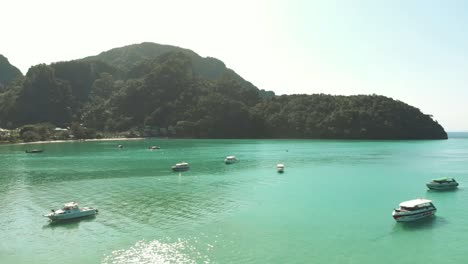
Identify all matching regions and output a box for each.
[1,136,468,263]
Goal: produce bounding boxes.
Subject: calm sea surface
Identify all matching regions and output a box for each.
[1,136,468,263]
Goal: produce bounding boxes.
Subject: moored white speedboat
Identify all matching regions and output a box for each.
[224,156,238,164]
[44,202,98,221]
[392,199,436,222]
[277,164,284,173]
[172,162,190,171]
[426,177,458,190]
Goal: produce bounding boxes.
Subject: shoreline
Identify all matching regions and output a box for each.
[8,137,146,146]
[1,134,456,146]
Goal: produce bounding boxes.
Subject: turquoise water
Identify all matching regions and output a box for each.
[1,138,468,263]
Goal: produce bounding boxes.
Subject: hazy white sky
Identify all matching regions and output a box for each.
[2,0,467,131]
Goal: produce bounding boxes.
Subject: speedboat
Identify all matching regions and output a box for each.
[426,177,458,190]
[392,199,436,222]
[44,202,98,221]
[172,162,190,172]
[117,144,123,148]
[224,156,238,164]
[25,149,43,153]
[277,164,284,173]
[149,146,160,150]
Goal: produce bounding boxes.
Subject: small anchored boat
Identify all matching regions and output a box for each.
[25,149,43,153]
[44,202,98,221]
[224,156,238,164]
[172,162,190,172]
[392,199,436,222]
[277,164,284,173]
[426,177,458,190]
[117,144,124,148]
[149,146,160,150]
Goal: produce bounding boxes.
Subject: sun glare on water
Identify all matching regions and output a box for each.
[102,239,211,264]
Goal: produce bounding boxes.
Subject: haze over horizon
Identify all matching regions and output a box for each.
[2,0,467,131]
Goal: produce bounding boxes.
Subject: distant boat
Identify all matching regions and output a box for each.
[117,144,123,148]
[44,202,98,221]
[224,156,238,164]
[149,146,160,150]
[277,164,284,173]
[25,149,43,153]
[426,177,458,190]
[392,199,436,222]
[172,162,190,172]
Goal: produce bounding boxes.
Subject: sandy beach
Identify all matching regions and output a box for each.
[13,137,146,145]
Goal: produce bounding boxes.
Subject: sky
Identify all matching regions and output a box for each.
[1,0,468,131]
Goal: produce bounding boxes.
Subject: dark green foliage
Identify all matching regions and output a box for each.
[19,123,55,142]
[0,59,121,128]
[0,55,23,89]
[15,65,73,126]
[0,78,22,128]
[253,94,447,139]
[50,60,122,105]
[70,122,96,139]
[83,42,199,72]
[259,89,275,99]
[84,42,263,94]
[0,43,447,140]
[51,61,106,103]
[21,131,41,142]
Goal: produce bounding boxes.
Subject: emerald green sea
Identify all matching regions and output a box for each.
[1,137,468,263]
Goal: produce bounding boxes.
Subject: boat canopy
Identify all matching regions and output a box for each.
[432,177,456,182]
[226,156,236,159]
[62,202,79,209]
[399,199,432,208]
[277,164,284,168]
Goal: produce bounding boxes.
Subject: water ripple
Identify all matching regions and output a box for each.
[102,239,210,264]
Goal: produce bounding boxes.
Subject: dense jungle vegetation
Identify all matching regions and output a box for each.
[0,43,447,140]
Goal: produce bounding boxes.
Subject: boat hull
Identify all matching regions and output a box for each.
[25,150,43,153]
[426,183,458,190]
[392,208,436,222]
[172,167,189,172]
[46,208,98,221]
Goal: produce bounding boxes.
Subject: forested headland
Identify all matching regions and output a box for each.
[0,42,447,142]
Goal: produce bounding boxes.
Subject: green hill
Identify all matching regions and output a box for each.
[253,94,447,139]
[0,43,447,140]
[83,42,260,94]
[0,55,22,88]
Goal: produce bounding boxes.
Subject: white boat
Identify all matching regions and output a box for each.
[44,202,98,221]
[172,162,190,172]
[426,177,458,190]
[392,199,436,222]
[224,156,238,164]
[277,164,284,173]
